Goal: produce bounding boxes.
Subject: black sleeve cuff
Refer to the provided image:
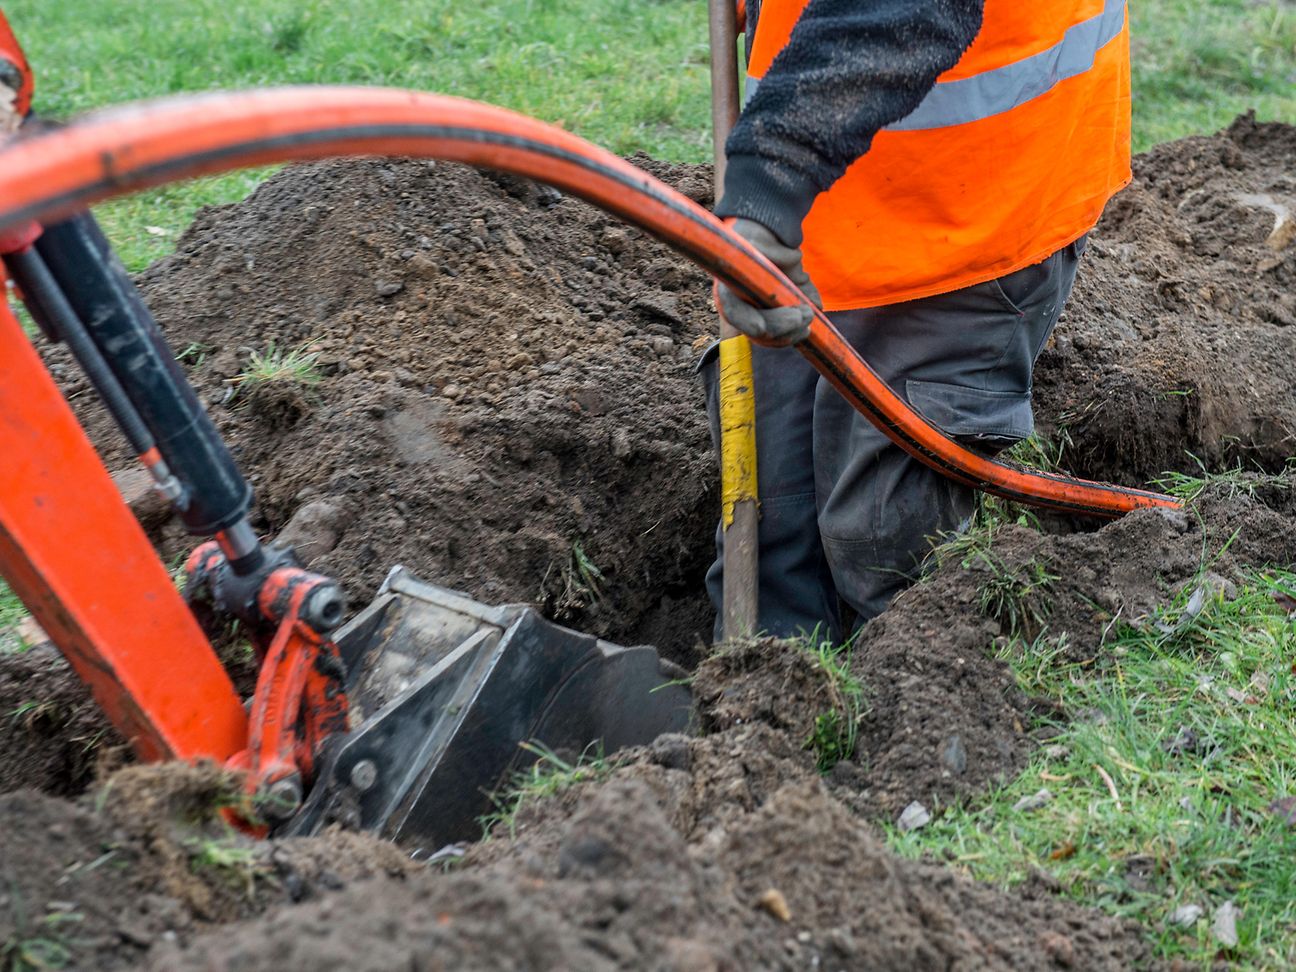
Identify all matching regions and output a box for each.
[713,153,822,248]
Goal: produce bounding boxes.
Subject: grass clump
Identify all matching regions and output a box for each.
[228,340,322,391]
[977,555,1059,642]
[935,433,1072,539]
[934,523,1059,641]
[482,741,613,840]
[188,836,263,901]
[1,903,82,972]
[0,579,25,630]
[799,634,866,773]
[889,568,1296,969]
[544,541,607,620]
[1152,459,1294,504]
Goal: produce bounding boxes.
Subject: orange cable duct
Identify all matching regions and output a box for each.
[0,87,1179,518]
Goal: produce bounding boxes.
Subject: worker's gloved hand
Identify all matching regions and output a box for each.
[716,218,821,344]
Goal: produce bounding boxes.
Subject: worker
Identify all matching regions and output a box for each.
[704,0,1130,641]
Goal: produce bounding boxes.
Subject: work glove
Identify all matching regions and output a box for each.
[716,217,821,344]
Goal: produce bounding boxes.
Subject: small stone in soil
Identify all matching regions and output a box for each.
[897,801,931,832]
[755,888,791,922]
[1012,788,1053,812]
[1212,900,1240,948]
[650,336,675,355]
[1168,903,1204,927]
[648,733,692,771]
[940,734,967,775]
[374,279,404,297]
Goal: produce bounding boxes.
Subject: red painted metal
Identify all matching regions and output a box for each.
[0,291,247,762]
[188,539,349,798]
[239,567,349,789]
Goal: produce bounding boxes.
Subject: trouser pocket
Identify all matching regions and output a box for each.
[905,379,1034,455]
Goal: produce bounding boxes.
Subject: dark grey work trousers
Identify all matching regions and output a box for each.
[703,237,1087,643]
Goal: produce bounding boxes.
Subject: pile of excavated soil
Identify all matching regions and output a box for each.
[2,120,1295,969]
[41,116,1296,658]
[72,483,1284,972]
[0,649,1158,972]
[128,154,720,660]
[0,763,415,970]
[1035,114,1296,485]
[839,484,1296,819]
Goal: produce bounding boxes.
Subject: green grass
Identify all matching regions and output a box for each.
[1,906,82,972]
[481,741,614,840]
[1152,460,1296,504]
[1132,0,1296,151]
[4,0,711,271]
[889,567,1296,969]
[4,0,1291,271]
[0,579,23,631]
[797,632,867,773]
[229,340,323,391]
[188,836,262,900]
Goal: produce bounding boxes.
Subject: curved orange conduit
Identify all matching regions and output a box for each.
[0,87,1178,518]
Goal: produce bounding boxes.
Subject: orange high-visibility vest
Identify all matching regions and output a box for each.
[746,0,1131,311]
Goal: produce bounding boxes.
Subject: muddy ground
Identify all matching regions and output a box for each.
[1,117,1294,969]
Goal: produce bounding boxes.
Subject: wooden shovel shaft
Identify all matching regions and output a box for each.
[708,0,758,641]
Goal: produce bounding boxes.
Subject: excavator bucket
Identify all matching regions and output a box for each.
[283,566,692,848]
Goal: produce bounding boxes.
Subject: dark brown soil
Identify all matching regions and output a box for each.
[1034,114,1296,485]
[2,120,1295,969]
[0,643,127,797]
[0,763,414,970]
[152,763,1155,972]
[127,152,720,662]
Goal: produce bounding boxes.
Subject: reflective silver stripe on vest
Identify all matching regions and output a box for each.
[886,0,1127,132]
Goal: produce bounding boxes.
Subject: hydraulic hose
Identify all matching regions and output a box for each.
[0,87,1179,518]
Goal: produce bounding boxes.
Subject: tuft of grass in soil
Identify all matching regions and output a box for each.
[228,340,323,391]
[8,0,1291,272]
[798,632,866,773]
[544,541,607,620]
[888,566,1296,970]
[1,889,83,972]
[481,741,614,840]
[1152,459,1295,504]
[0,579,24,630]
[953,433,1072,536]
[188,836,263,901]
[930,519,1059,641]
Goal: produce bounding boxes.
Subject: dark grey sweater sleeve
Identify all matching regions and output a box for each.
[715,0,984,246]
